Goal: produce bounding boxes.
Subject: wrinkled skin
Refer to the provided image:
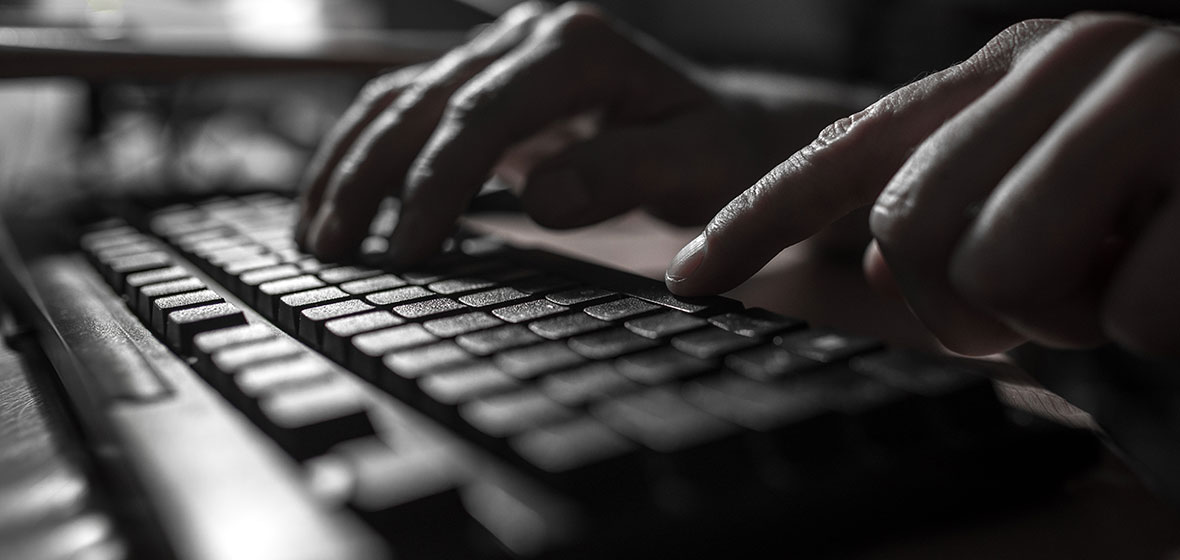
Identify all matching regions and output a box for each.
[668,13,1180,358]
[298,5,1180,358]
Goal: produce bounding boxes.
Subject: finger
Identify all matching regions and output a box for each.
[305,1,548,260]
[492,111,600,192]
[296,65,422,245]
[863,240,903,299]
[664,19,1062,297]
[870,14,1154,354]
[387,3,709,266]
[949,28,1180,351]
[1104,194,1180,356]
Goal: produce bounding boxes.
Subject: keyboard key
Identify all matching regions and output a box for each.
[671,327,761,360]
[124,265,188,305]
[540,363,637,406]
[234,355,335,404]
[806,368,924,443]
[428,277,496,295]
[391,297,466,320]
[725,345,819,381]
[166,303,248,354]
[624,311,708,339]
[223,254,282,277]
[774,329,882,363]
[400,259,497,285]
[380,342,471,387]
[460,389,576,438]
[510,418,637,478]
[319,266,381,284]
[567,328,659,360]
[151,289,225,333]
[351,325,438,377]
[621,283,739,315]
[330,441,472,554]
[340,274,406,295]
[299,299,375,344]
[298,257,326,273]
[94,240,157,260]
[418,363,520,407]
[593,388,737,453]
[709,308,803,338]
[510,275,577,295]
[322,311,403,362]
[492,300,566,323]
[545,288,615,306]
[137,277,206,318]
[455,325,541,356]
[209,338,305,389]
[277,287,349,332]
[685,375,829,431]
[257,379,375,460]
[257,275,326,317]
[422,312,502,338]
[528,312,610,340]
[493,342,585,380]
[107,252,173,291]
[583,298,660,322]
[615,348,713,385]
[239,264,301,290]
[193,323,275,355]
[365,286,435,307]
[684,374,842,456]
[192,324,277,377]
[457,287,529,309]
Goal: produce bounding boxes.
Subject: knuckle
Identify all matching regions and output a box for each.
[445,79,497,124]
[357,74,395,104]
[1062,11,1153,33]
[544,2,610,42]
[966,19,1060,71]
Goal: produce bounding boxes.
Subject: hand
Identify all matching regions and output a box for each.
[667,13,1180,357]
[296,2,824,266]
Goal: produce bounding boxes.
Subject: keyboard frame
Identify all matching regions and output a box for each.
[0,194,1101,560]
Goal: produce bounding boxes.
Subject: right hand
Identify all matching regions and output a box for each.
[296,2,775,265]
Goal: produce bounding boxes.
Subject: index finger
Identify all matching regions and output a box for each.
[385,4,708,266]
[664,20,1061,296]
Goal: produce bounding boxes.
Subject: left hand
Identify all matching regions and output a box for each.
[666,14,1180,358]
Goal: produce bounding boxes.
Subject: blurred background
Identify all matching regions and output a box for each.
[3,0,1180,213]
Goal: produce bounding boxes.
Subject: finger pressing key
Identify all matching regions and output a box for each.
[303,2,548,260]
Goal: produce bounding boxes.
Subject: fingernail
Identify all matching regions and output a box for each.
[666,232,708,283]
[535,169,590,220]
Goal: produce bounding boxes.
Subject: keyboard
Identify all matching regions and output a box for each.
[0,193,1097,559]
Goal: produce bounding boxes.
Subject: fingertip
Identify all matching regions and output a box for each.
[664,232,711,295]
[862,239,903,299]
[307,208,351,261]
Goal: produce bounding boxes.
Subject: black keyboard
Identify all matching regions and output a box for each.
[66,193,1095,558]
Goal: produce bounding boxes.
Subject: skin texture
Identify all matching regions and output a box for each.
[296,2,866,265]
[668,14,1180,357]
[298,6,1180,359]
